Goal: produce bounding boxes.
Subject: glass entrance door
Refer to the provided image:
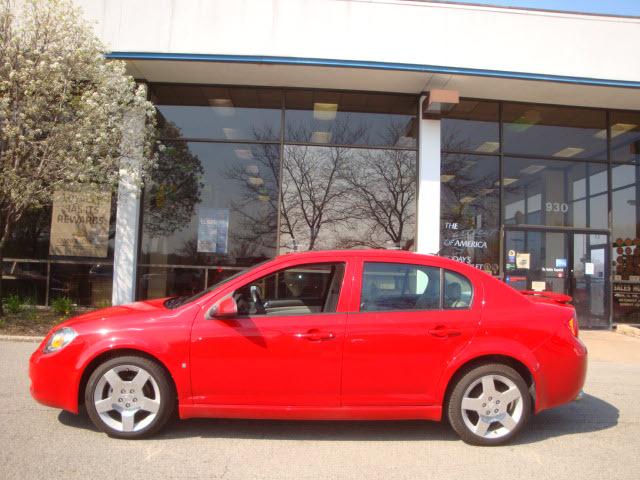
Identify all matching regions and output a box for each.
[504,229,609,328]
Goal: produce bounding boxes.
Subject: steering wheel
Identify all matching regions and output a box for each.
[250,285,266,315]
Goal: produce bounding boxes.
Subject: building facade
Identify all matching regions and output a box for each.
[5,0,640,328]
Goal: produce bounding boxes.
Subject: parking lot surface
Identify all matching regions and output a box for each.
[1,331,638,480]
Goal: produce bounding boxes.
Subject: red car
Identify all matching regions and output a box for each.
[30,250,587,445]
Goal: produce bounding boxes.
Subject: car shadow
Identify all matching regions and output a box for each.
[57,393,618,444]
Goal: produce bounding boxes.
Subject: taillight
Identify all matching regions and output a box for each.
[568,316,579,337]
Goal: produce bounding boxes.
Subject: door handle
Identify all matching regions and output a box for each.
[295,329,335,341]
[428,325,462,338]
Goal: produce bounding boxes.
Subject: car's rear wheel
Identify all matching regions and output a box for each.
[447,363,531,446]
[85,355,175,439]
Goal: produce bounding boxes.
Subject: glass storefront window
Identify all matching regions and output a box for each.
[140,141,280,266]
[140,141,280,267]
[503,103,607,160]
[280,145,416,252]
[284,90,417,148]
[503,157,608,229]
[611,111,640,164]
[136,266,205,300]
[441,100,499,154]
[50,263,113,307]
[440,154,500,274]
[2,261,48,305]
[150,84,282,142]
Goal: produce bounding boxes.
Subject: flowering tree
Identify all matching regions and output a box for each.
[0,0,157,314]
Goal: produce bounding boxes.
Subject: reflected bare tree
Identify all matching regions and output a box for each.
[339,148,416,249]
[143,121,204,239]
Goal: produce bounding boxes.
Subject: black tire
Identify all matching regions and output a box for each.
[447,363,531,446]
[84,355,175,439]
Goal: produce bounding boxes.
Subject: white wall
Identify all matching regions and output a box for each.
[74,0,640,84]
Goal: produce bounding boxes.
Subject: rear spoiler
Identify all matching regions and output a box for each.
[520,290,573,305]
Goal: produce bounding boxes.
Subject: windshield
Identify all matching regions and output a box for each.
[163,259,270,309]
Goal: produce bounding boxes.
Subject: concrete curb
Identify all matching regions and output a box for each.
[0,334,44,343]
[616,324,640,338]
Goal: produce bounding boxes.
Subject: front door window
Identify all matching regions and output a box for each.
[504,229,609,328]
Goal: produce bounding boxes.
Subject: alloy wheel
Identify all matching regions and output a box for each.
[460,373,524,439]
[92,364,161,433]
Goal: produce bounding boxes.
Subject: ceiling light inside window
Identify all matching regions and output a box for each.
[460,196,475,204]
[507,110,542,132]
[223,128,238,140]
[310,131,332,143]
[246,177,264,187]
[594,123,637,139]
[520,164,546,175]
[235,149,254,160]
[441,174,455,183]
[209,98,235,116]
[498,178,518,186]
[313,103,338,121]
[475,141,500,153]
[245,165,259,175]
[554,147,584,158]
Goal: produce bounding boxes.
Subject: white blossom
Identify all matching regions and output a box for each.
[0,0,157,255]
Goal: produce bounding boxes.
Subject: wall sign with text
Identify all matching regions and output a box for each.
[49,189,112,258]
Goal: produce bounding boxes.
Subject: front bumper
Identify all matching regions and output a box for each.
[29,341,83,414]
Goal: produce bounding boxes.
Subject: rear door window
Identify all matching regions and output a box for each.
[361,262,441,312]
[443,270,473,309]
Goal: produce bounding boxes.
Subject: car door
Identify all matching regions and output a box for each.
[190,259,352,406]
[341,259,481,406]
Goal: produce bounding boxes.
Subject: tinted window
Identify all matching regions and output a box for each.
[361,263,440,312]
[443,271,473,309]
[234,263,345,316]
[285,90,417,148]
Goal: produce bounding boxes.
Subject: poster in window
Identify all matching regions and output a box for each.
[49,189,112,257]
[197,208,229,254]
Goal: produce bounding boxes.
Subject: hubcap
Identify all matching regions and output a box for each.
[93,365,161,433]
[460,374,523,439]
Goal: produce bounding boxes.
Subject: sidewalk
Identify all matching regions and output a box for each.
[581,330,640,364]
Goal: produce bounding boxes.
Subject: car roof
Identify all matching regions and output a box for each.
[274,249,476,271]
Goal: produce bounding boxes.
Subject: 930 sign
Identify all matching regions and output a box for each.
[545,202,569,213]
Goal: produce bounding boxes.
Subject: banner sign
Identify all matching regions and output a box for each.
[197,208,229,254]
[49,189,112,258]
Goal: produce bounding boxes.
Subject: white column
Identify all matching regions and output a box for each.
[112,112,143,305]
[416,95,442,255]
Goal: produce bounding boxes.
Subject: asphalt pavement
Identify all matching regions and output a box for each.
[1,332,638,480]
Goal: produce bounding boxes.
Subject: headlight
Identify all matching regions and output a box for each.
[43,327,77,354]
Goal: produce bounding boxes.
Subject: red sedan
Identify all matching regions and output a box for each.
[30,250,587,445]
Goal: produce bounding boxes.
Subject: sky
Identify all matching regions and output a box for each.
[439,0,640,16]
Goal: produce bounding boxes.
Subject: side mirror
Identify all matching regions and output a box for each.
[207,296,238,319]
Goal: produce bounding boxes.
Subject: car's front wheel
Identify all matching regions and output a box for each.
[85,355,175,439]
[447,363,531,446]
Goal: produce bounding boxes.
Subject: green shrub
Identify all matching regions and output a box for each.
[51,296,74,317]
[94,299,112,309]
[3,294,23,314]
[22,296,38,321]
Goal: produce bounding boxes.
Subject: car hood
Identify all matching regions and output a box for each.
[58,298,170,331]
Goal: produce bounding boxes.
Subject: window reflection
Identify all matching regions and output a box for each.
[140,142,279,267]
[503,103,606,160]
[503,158,607,228]
[149,84,282,141]
[611,111,640,164]
[284,90,417,147]
[280,145,416,252]
[441,100,499,153]
[440,154,500,273]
